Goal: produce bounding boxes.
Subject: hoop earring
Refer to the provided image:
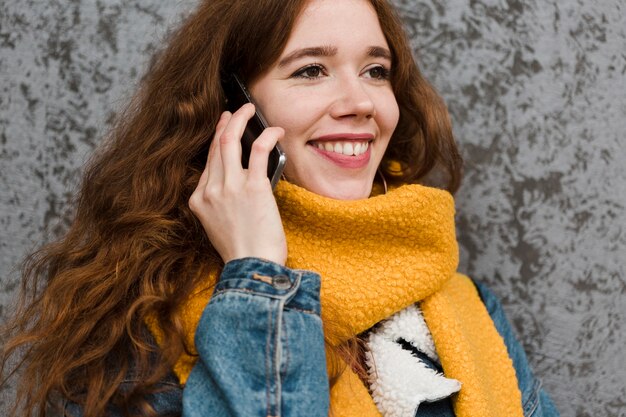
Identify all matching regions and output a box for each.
[376,168,388,194]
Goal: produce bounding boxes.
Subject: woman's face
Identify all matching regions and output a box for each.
[250,0,399,200]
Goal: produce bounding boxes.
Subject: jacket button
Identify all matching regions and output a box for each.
[272,274,291,289]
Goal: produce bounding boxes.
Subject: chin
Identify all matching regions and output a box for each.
[298,177,374,201]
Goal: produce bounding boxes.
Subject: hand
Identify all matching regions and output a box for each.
[189,104,288,265]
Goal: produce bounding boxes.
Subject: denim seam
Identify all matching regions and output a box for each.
[281,318,290,392]
[265,302,273,417]
[212,287,294,300]
[523,378,542,416]
[274,297,286,417]
[284,306,319,315]
[273,270,302,417]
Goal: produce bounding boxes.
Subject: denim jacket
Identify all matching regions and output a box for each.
[63,258,559,417]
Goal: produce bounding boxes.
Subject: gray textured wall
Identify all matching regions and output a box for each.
[1,1,624,416]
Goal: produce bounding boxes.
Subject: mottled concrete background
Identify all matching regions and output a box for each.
[1,0,624,416]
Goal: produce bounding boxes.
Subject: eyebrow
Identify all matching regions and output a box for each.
[367,46,392,61]
[278,46,338,68]
[277,45,392,68]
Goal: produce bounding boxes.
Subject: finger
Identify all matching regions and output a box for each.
[206,111,232,186]
[197,164,209,188]
[247,127,284,182]
[206,111,231,169]
[219,103,255,181]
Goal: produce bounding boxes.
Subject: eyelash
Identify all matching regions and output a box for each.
[292,64,327,79]
[365,65,391,80]
[290,64,391,80]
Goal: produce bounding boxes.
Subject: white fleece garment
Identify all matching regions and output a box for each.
[365,304,461,417]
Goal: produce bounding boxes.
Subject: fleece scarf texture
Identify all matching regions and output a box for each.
[148,180,523,417]
[365,304,462,416]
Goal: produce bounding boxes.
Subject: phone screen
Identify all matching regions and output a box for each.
[221,74,286,189]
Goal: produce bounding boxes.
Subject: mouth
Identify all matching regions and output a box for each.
[307,133,374,168]
[309,140,370,156]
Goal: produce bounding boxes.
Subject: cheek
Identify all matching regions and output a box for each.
[379,93,400,136]
[249,82,296,130]
[262,93,324,138]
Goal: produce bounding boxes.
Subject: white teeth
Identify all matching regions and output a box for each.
[312,141,370,156]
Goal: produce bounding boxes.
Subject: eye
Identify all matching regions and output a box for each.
[363,65,391,80]
[291,64,326,79]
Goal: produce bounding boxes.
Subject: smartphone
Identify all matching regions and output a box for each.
[221,74,286,189]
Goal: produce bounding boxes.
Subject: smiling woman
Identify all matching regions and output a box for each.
[1,1,559,417]
[249,0,399,200]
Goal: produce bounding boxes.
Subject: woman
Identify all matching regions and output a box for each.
[1,0,559,416]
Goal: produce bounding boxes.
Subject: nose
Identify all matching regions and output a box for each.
[329,76,376,120]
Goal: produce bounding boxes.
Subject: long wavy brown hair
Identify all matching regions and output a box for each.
[1,1,462,416]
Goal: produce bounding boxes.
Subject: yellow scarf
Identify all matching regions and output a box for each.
[148,181,523,417]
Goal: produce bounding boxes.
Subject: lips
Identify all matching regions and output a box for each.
[307,133,374,168]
